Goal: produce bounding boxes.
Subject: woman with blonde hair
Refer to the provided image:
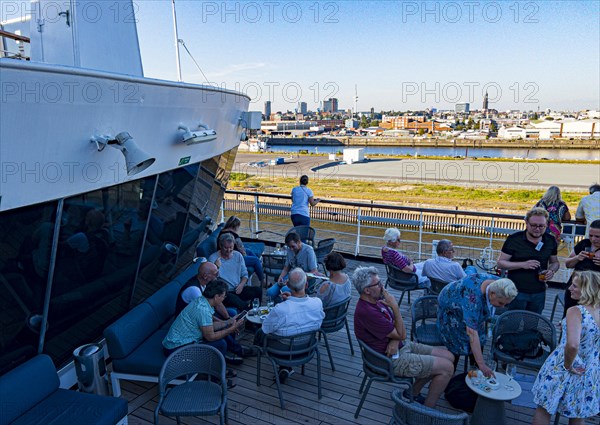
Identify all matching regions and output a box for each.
[532,270,600,424]
[535,185,571,241]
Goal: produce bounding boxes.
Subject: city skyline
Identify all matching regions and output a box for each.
[135,2,596,112]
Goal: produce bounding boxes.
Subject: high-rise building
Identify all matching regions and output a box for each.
[264,101,271,119]
[455,103,470,113]
[298,101,307,115]
[322,98,338,113]
[483,92,489,110]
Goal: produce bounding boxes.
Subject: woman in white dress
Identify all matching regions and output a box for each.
[532,270,600,425]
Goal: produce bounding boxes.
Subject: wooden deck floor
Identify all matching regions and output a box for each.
[119,259,599,425]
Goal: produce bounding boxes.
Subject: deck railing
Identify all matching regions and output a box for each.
[223,190,587,283]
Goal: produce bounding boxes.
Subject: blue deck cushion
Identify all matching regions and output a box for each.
[172,261,202,287]
[111,330,168,376]
[0,354,59,425]
[9,389,127,425]
[145,281,180,326]
[104,303,159,359]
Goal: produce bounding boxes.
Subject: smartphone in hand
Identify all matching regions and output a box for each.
[236,310,248,322]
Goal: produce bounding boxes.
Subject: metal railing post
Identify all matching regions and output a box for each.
[489,217,495,253]
[254,195,260,237]
[355,207,362,256]
[220,200,225,223]
[418,211,423,259]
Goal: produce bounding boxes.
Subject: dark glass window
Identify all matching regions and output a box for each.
[43,180,151,366]
[0,202,57,374]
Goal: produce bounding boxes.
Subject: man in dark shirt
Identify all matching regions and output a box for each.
[563,219,600,315]
[352,266,454,408]
[497,207,559,314]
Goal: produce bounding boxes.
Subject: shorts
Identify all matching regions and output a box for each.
[393,341,434,379]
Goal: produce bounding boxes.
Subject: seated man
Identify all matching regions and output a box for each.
[176,261,256,361]
[352,266,454,408]
[256,268,325,383]
[382,228,430,289]
[267,231,321,299]
[209,233,262,311]
[163,279,245,385]
[422,239,466,283]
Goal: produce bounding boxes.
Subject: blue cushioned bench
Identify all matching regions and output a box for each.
[104,261,201,397]
[0,354,127,425]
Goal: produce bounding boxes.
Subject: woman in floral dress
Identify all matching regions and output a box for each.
[532,270,600,425]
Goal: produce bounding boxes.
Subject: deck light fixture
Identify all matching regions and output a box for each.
[177,123,217,145]
[91,132,155,176]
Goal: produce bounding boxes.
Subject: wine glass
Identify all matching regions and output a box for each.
[266,296,274,309]
[252,298,260,312]
[504,364,516,391]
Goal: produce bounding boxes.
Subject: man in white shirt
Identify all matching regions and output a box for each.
[422,240,466,283]
[258,268,325,383]
[576,184,600,237]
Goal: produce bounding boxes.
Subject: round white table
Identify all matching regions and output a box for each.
[246,307,271,325]
[465,372,522,425]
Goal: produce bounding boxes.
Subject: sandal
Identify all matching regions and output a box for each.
[226,369,237,379]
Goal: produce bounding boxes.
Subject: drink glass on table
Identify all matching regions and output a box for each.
[504,364,516,391]
[266,296,274,309]
[252,298,260,312]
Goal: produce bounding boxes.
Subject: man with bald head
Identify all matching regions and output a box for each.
[175,261,256,359]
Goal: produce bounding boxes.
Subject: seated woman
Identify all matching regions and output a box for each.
[381,228,430,289]
[220,216,265,285]
[437,275,518,376]
[162,279,245,360]
[316,252,352,307]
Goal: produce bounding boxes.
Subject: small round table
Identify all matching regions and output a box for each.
[246,307,271,326]
[465,372,522,425]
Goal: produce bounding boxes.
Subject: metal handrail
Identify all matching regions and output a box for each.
[223,190,586,283]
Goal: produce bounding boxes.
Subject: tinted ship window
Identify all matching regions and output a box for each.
[42,180,152,366]
[0,202,57,374]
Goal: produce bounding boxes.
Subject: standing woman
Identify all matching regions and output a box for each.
[535,185,571,242]
[532,270,600,425]
[290,175,320,227]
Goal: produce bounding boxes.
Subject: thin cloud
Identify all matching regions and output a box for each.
[206,62,267,79]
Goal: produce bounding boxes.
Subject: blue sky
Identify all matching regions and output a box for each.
[138,0,600,111]
[137,1,598,112]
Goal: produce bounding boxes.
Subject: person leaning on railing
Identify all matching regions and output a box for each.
[563,219,600,317]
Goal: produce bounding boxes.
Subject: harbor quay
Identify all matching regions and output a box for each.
[234,153,599,190]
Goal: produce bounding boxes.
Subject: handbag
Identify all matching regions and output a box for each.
[444,372,478,413]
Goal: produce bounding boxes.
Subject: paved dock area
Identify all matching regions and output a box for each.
[233,153,599,190]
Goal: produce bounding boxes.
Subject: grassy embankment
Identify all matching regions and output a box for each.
[229,172,586,214]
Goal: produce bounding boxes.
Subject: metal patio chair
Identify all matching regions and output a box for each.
[427,276,450,295]
[355,339,413,419]
[255,330,322,409]
[411,296,444,346]
[385,263,421,305]
[286,225,316,246]
[154,344,227,425]
[492,310,557,371]
[313,238,336,274]
[390,387,469,425]
[320,297,354,371]
[262,253,287,286]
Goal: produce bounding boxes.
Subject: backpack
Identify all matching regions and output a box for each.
[496,329,545,360]
[444,372,478,413]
